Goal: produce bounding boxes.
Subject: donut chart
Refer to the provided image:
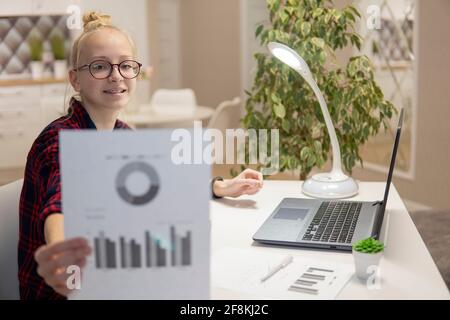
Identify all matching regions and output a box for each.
[115,162,160,205]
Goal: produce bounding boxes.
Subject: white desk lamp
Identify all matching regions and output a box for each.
[268,42,358,199]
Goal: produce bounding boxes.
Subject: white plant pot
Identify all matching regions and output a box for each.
[30,61,44,79]
[352,249,383,280]
[53,60,67,79]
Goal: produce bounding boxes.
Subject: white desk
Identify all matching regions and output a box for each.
[210,181,450,299]
[120,106,214,128]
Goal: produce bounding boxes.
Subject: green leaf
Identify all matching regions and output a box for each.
[300,146,311,160]
[271,93,281,104]
[280,11,289,23]
[347,5,361,18]
[319,51,326,63]
[273,103,286,118]
[306,154,316,167]
[282,119,291,132]
[311,37,325,49]
[286,6,295,15]
[312,8,324,18]
[343,121,351,133]
[255,24,264,38]
[301,21,311,36]
[313,140,322,153]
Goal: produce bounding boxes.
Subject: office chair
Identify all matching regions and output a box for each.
[207,97,241,132]
[150,88,197,115]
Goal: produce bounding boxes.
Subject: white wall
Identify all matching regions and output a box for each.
[80,0,150,67]
[179,0,241,111]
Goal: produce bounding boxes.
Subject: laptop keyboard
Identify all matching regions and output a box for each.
[302,201,362,244]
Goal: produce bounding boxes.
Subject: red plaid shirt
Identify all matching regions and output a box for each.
[18,98,130,300]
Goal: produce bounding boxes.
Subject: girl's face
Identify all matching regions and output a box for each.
[70,28,137,112]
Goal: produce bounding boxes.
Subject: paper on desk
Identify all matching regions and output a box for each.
[212,248,353,300]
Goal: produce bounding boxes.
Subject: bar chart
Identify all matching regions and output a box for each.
[93,226,192,269]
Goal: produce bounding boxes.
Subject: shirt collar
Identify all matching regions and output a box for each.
[69,98,125,130]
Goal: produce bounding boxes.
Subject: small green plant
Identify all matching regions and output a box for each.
[353,237,384,254]
[50,34,65,60]
[28,35,43,61]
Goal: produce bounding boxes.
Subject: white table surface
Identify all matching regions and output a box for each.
[120,106,214,128]
[210,180,450,300]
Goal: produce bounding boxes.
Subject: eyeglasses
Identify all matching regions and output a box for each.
[74,59,142,79]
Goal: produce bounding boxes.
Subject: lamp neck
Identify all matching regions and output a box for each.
[308,78,343,175]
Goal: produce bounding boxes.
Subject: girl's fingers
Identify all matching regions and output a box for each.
[75,257,88,269]
[236,184,261,196]
[258,171,263,185]
[243,187,260,195]
[244,187,260,195]
[46,270,71,288]
[37,247,91,279]
[243,171,259,180]
[242,169,263,182]
[236,178,261,187]
[35,237,89,263]
[44,257,88,296]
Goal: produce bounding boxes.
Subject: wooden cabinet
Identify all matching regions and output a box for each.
[0,0,80,17]
[0,1,33,17]
[41,84,66,125]
[31,0,80,15]
[0,84,66,169]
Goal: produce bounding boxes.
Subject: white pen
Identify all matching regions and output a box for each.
[260,255,294,283]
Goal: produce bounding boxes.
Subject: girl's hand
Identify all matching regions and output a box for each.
[213,168,263,198]
[34,237,92,296]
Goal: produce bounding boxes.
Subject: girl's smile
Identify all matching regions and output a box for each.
[102,86,128,96]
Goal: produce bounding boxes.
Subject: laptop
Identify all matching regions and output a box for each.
[253,108,404,251]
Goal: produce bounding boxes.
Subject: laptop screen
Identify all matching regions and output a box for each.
[372,108,404,237]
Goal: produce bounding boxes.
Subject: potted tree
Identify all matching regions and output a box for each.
[28,34,43,79]
[352,237,384,280]
[241,0,396,179]
[50,34,67,79]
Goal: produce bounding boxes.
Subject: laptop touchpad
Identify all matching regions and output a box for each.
[274,207,309,220]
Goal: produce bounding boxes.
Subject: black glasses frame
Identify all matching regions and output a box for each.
[74,59,143,79]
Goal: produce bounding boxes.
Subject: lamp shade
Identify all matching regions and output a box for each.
[267,42,313,82]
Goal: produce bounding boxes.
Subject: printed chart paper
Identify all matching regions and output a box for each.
[60,130,210,299]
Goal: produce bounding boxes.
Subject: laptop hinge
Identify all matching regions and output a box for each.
[372,201,383,206]
[370,201,384,238]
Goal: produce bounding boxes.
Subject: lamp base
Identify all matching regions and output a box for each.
[302,172,359,199]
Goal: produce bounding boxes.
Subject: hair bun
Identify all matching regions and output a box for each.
[82,11,112,31]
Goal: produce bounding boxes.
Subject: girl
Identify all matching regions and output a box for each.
[18,12,263,299]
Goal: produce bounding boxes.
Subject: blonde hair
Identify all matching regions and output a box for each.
[70,11,137,69]
[66,11,137,112]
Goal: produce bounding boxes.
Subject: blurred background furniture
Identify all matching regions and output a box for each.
[122,106,214,128]
[207,96,241,132]
[121,88,214,128]
[150,88,197,116]
[0,179,23,300]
